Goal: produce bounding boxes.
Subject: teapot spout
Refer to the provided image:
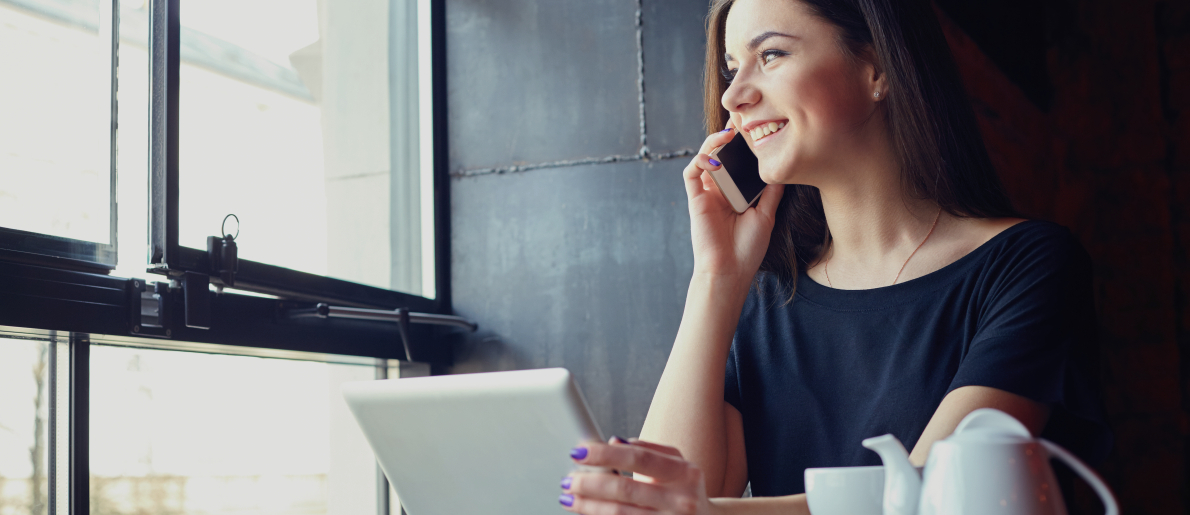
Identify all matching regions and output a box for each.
[862,434,921,515]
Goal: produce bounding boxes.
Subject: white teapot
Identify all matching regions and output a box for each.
[861,408,1118,515]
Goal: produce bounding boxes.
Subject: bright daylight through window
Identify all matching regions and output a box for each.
[0,339,51,515]
[0,0,112,246]
[175,0,436,297]
[88,346,379,514]
[0,0,434,512]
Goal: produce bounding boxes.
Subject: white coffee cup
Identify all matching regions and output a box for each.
[804,466,884,515]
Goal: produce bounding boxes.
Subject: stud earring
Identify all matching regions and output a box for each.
[874,91,881,99]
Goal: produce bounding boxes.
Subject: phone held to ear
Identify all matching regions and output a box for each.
[707,132,767,213]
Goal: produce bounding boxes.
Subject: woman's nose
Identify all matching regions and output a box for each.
[721,74,760,113]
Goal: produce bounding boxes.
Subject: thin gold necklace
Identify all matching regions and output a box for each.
[824,208,942,288]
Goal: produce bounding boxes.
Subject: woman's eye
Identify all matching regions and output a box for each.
[722,68,738,83]
[760,49,787,65]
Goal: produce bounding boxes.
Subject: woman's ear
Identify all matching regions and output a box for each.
[858,45,887,100]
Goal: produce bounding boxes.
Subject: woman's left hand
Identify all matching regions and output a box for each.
[560,438,714,515]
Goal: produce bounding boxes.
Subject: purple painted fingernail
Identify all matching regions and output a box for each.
[613,436,629,444]
[560,476,572,489]
[570,447,588,460]
[720,127,733,133]
[708,158,721,167]
[559,494,574,507]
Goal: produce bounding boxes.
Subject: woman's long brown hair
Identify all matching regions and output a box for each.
[704,0,1019,302]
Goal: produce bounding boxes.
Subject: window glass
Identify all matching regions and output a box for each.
[176,0,434,297]
[0,0,112,245]
[90,345,379,514]
[0,338,51,515]
[114,0,151,280]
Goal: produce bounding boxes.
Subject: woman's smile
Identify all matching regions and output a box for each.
[743,120,787,146]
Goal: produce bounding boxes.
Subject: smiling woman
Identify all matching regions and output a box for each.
[706,0,1019,294]
[557,0,1111,514]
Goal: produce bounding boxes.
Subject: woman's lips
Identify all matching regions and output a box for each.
[750,121,786,145]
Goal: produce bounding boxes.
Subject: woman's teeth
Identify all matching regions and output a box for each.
[751,122,786,141]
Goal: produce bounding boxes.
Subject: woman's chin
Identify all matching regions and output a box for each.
[758,164,791,185]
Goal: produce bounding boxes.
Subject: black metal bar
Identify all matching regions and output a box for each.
[376,361,390,515]
[0,261,130,335]
[396,308,412,362]
[287,303,477,332]
[148,0,179,267]
[70,333,89,515]
[0,261,451,364]
[48,332,59,515]
[108,0,120,272]
[407,311,474,331]
[183,271,211,329]
[431,0,451,319]
[163,294,439,362]
[0,231,116,272]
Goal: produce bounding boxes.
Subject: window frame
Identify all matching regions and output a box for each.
[0,0,451,513]
[0,0,120,272]
[147,0,451,314]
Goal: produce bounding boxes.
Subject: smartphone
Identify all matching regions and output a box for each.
[707,132,767,213]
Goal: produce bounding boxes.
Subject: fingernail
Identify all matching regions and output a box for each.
[720,127,733,133]
[559,494,574,507]
[708,158,721,167]
[560,476,572,489]
[613,436,629,444]
[570,447,588,460]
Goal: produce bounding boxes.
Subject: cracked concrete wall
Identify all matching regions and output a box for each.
[446,0,707,439]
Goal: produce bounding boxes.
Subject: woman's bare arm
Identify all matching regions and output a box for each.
[710,495,809,515]
[636,124,782,499]
[908,385,1050,465]
[639,274,751,497]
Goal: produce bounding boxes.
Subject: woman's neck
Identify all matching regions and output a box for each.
[820,181,940,263]
[811,135,944,285]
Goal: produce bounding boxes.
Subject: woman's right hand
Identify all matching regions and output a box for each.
[683,127,785,281]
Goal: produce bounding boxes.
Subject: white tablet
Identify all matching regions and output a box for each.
[341,368,605,515]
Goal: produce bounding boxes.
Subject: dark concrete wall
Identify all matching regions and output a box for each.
[446,0,707,441]
[447,0,1190,512]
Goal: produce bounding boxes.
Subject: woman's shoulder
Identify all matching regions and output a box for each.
[975,218,1087,263]
[960,217,1076,252]
[966,218,1092,294]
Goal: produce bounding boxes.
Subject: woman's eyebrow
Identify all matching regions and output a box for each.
[748,31,797,51]
[724,31,798,62]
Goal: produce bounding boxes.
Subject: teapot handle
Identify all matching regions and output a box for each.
[1040,439,1119,515]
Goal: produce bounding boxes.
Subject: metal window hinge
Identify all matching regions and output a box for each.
[128,279,172,338]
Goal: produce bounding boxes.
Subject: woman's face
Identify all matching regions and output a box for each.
[721,0,882,185]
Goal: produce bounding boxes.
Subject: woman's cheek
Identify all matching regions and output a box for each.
[793,61,868,132]
[758,145,796,184]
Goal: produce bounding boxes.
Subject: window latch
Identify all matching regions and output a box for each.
[207,214,239,286]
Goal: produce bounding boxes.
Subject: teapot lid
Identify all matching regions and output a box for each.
[945,408,1033,445]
